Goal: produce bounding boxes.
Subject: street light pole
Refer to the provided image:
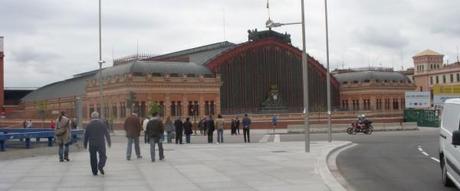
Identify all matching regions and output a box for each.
[98,0,105,119]
[301,0,310,152]
[324,0,332,142]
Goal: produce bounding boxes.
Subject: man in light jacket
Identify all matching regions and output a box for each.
[84,111,111,176]
[55,111,71,162]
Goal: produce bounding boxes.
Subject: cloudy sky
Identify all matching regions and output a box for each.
[1,0,459,88]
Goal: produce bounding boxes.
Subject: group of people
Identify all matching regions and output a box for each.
[51,110,255,176]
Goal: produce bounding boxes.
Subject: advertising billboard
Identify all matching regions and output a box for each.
[405,91,431,108]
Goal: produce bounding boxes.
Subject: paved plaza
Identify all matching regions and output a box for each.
[0,139,349,191]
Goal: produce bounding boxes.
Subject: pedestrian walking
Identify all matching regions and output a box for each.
[84,111,111,176]
[26,120,33,128]
[184,117,193,144]
[174,117,184,144]
[235,116,240,135]
[242,114,251,143]
[272,114,278,133]
[231,119,236,135]
[215,114,224,143]
[145,112,164,162]
[164,117,175,143]
[22,120,27,128]
[142,117,149,132]
[55,111,72,162]
[198,117,206,136]
[124,113,142,160]
[206,115,215,143]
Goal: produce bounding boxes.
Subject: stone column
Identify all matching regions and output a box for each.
[182,95,188,117]
[199,95,204,118]
[215,94,221,115]
[165,95,171,119]
[116,101,121,120]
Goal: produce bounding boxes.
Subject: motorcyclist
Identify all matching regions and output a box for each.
[356,114,367,129]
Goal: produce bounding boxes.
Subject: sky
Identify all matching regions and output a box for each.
[1,0,460,88]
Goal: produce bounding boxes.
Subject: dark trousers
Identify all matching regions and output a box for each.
[175,133,183,144]
[207,131,214,143]
[89,145,107,175]
[185,134,191,143]
[236,127,240,135]
[243,128,250,143]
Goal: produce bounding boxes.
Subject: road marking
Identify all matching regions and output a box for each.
[274,134,280,143]
[259,135,271,143]
[417,145,440,163]
[431,157,440,163]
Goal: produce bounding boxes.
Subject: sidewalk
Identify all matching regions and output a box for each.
[0,141,350,191]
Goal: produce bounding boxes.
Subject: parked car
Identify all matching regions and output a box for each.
[439,98,460,188]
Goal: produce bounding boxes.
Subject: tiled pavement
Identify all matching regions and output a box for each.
[0,141,349,191]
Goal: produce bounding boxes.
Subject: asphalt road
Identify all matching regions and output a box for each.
[271,128,458,191]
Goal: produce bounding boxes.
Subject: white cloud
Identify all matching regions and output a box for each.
[1,0,459,87]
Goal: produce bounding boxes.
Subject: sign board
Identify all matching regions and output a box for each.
[433,95,460,106]
[405,91,431,108]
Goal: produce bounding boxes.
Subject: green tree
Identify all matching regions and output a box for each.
[126,91,136,114]
[35,100,48,127]
[148,102,161,117]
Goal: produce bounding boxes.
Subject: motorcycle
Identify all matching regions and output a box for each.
[346,120,373,135]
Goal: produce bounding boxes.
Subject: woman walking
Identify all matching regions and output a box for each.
[55,111,72,162]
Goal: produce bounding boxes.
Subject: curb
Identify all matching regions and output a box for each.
[316,141,354,191]
[286,127,419,134]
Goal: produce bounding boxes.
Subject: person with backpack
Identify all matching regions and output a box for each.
[145,112,165,162]
[55,111,72,162]
[215,114,224,143]
[183,117,193,144]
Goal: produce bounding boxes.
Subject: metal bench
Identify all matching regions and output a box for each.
[0,129,84,151]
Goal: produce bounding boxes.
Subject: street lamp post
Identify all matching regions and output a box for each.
[266,0,310,152]
[98,0,105,119]
[324,0,332,143]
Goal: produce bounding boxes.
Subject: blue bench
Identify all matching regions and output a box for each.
[0,129,84,151]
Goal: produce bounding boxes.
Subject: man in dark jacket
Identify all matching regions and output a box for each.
[124,113,142,160]
[145,112,164,162]
[206,115,215,143]
[235,116,240,135]
[84,111,111,176]
[242,113,251,143]
[183,118,193,144]
[174,117,184,144]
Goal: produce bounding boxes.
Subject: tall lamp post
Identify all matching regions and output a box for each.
[266,0,310,152]
[324,0,332,142]
[98,0,105,119]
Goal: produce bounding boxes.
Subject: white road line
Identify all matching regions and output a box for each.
[259,135,270,143]
[431,157,440,163]
[417,145,440,163]
[274,134,280,143]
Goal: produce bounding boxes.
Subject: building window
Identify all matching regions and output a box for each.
[112,104,117,119]
[188,101,199,116]
[89,105,95,119]
[451,74,454,83]
[457,73,460,82]
[363,99,371,110]
[120,102,126,118]
[430,76,433,85]
[401,98,405,109]
[384,98,390,110]
[352,100,360,111]
[436,76,439,84]
[376,99,382,110]
[171,101,182,116]
[342,100,349,110]
[443,75,446,83]
[392,98,399,110]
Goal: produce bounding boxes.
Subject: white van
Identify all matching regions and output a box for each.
[440,99,460,188]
